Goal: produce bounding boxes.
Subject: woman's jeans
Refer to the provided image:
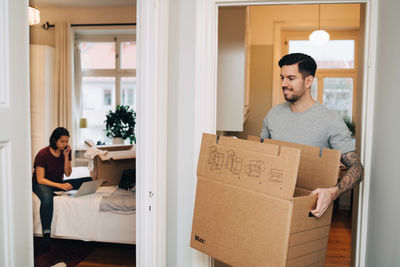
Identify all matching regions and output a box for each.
[32,177,92,234]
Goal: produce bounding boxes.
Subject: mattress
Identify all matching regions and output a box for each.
[33,183,136,244]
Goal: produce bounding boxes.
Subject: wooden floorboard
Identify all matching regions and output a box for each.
[34,237,135,267]
[325,210,352,267]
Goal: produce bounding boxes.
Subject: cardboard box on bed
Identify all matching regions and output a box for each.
[90,144,136,185]
[190,134,341,267]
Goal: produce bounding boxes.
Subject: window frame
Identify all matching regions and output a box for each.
[75,33,136,145]
[281,30,359,121]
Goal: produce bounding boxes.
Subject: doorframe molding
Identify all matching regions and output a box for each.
[0,0,9,106]
[137,0,168,266]
[193,1,377,267]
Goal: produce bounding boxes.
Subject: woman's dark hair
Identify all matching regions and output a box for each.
[278,53,317,79]
[49,127,70,150]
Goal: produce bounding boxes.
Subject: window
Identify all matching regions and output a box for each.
[288,40,355,69]
[77,34,136,145]
[323,77,353,119]
[282,30,358,122]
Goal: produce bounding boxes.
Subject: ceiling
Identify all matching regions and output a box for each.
[32,0,136,8]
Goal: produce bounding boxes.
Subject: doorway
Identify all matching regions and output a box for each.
[28,2,137,266]
[216,4,364,266]
[194,1,377,267]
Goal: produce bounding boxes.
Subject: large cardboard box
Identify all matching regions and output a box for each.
[90,144,136,185]
[190,134,340,267]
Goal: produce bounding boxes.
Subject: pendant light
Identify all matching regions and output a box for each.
[28,5,40,26]
[309,4,329,46]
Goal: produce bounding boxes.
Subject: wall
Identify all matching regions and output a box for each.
[30,45,54,163]
[217,7,246,132]
[366,0,400,266]
[238,45,273,139]
[30,6,136,46]
[167,0,196,266]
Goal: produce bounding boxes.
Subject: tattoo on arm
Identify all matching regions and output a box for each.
[337,151,364,196]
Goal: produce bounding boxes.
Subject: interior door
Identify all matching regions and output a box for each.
[0,1,34,266]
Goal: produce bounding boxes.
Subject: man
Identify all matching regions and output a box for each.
[260,53,364,217]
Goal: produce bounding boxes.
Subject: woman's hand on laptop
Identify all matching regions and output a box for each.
[58,182,73,191]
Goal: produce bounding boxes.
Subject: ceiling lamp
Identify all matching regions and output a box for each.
[309,5,329,46]
[28,6,40,26]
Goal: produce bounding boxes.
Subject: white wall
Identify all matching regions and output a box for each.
[30,45,54,163]
[366,0,400,266]
[167,0,196,266]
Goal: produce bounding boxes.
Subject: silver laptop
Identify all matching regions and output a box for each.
[54,179,103,198]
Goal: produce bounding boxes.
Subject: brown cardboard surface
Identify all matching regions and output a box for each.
[290,196,333,233]
[95,144,136,160]
[289,225,330,246]
[286,249,326,267]
[191,176,292,267]
[248,136,341,191]
[191,134,340,266]
[287,236,329,260]
[198,134,301,200]
[90,145,136,185]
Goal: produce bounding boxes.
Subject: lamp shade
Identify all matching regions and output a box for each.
[28,6,40,26]
[309,30,330,46]
[79,118,88,128]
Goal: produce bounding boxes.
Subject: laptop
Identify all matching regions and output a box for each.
[54,179,103,198]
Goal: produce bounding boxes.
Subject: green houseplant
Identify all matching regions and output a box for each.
[343,117,355,137]
[105,105,136,144]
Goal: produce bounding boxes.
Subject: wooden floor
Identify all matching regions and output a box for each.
[325,209,352,267]
[34,238,135,267]
[76,243,135,267]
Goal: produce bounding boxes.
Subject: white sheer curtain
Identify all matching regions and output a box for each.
[53,22,79,162]
[53,22,73,131]
[73,42,83,148]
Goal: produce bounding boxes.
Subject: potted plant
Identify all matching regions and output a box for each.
[105,105,136,144]
[343,117,355,137]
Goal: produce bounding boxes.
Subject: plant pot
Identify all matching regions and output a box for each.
[112,137,124,144]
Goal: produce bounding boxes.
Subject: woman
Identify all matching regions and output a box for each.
[32,127,91,249]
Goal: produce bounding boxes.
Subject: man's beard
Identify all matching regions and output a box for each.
[283,87,302,103]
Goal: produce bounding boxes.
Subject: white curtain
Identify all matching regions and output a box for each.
[53,22,79,163]
[73,42,83,148]
[53,22,73,131]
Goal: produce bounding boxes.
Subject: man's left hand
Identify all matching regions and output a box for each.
[310,186,339,217]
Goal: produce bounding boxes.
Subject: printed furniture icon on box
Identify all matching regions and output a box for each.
[190,134,340,267]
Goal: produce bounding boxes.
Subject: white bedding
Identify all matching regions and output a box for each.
[33,184,136,244]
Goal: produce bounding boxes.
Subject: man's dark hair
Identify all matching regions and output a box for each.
[278,53,317,78]
[49,127,70,150]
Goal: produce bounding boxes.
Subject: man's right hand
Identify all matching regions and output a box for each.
[58,183,73,191]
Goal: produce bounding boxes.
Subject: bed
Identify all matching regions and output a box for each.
[32,167,136,244]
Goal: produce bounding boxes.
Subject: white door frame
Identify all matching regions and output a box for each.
[193,1,378,267]
[0,0,34,266]
[137,0,168,266]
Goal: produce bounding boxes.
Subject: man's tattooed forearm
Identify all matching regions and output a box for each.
[336,151,364,195]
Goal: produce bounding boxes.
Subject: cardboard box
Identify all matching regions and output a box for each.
[90,144,136,185]
[190,134,340,267]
